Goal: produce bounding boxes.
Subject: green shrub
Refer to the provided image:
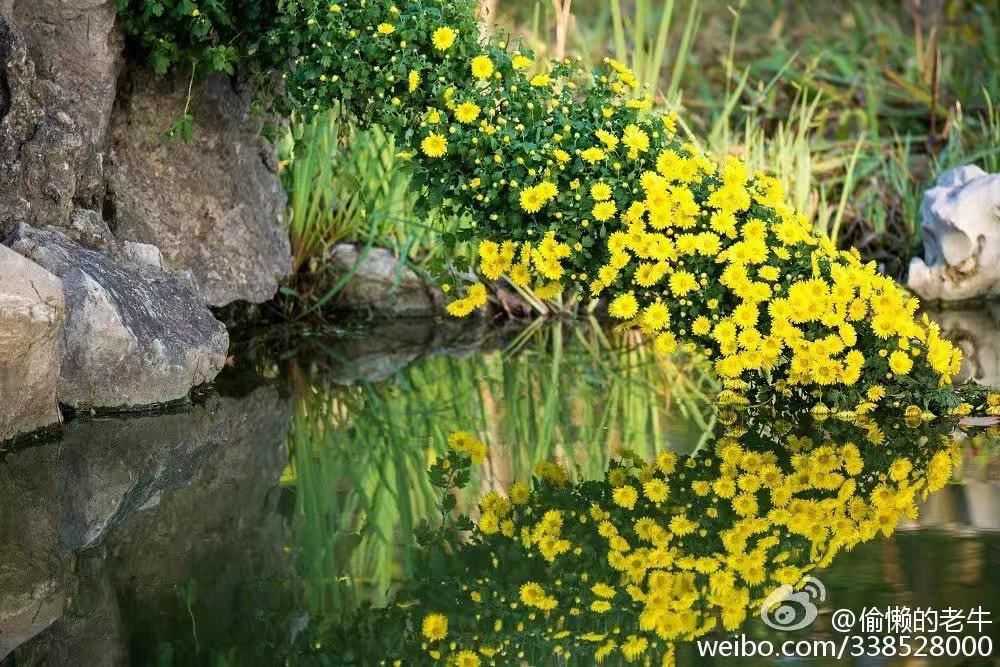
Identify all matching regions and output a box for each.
[115,0,274,76]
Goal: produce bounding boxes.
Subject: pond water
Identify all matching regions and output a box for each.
[1,316,999,665]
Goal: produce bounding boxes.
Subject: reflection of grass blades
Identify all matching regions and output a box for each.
[288,322,718,621]
[288,382,448,619]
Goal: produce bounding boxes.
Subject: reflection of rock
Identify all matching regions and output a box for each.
[0,443,69,661]
[54,404,228,550]
[908,165,1000,301]
[6,223,228,408]
[12,556,126,667]
[0,245,64,442]
[98,385,296,664]
[1,382,295,661]
[924,305,1000,385]
[107,70,291,307]
[327,244,441,318]
[290,315,490,384]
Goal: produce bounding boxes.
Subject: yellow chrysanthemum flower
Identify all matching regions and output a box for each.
[432,26,457,50]
[455,101,481,123]
[421,612,448,641]
[420,132,448,158]
[471,55,494,80]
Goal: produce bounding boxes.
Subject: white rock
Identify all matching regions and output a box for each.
[122,240,163,270]
[0,245,64,441]
[908,165,1000,301]
[328,243,440,317]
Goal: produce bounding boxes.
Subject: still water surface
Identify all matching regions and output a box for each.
[1,318,998,665]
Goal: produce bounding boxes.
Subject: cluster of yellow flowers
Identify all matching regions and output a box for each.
[448,429,487,464]
[411,418,960,665]
[291,0,964,410]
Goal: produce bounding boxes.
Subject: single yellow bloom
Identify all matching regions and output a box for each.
[421,133,448,158]
[432,26,457,50]
[471,55,494,80]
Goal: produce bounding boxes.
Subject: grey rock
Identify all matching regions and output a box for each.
[6,223,228,408]
[908,165,1000,301]
[107,70,291,307]
[0,0,120,236]
[328,243,440,318]
[121,240,163,270]
[0,18,104,235]
[66,207,115,249]
[0,245,64,442]
[3,0,122,147]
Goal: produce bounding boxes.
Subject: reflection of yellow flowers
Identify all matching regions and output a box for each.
[421,612,448,641]
[404,416,960,664]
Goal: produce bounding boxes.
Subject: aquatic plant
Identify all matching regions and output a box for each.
[314,410,962,665]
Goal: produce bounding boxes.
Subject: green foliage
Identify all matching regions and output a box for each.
[115,0,273,76]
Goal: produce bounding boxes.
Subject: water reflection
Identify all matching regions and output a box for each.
[1,322,999,665]
[305,406,971,665]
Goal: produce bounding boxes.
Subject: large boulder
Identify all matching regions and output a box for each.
[0,245,64,442]
[106,70,291,307]
[0,18,103,235]
[5,223,229,408]
[0,1,121,236]
[908,165,1000,301]
[3,0,121,146]
[328,243,440,318]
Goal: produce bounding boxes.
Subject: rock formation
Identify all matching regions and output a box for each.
[107,70,291,306]
[908,165,1000,301]
[327,243,440,318]
[0,245,64,441]
[6,223,228,409]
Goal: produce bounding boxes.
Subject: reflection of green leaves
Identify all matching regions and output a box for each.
[283,320,716,635]
[174,579,200,653]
